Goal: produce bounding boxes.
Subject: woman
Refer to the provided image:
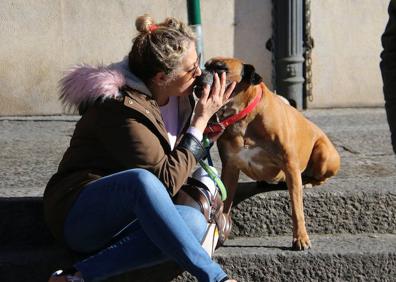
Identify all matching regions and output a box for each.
[45,15,236,282]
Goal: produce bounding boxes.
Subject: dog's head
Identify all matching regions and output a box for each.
[194,57,263,98]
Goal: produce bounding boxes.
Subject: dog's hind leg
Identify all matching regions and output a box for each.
[305,137,340,186]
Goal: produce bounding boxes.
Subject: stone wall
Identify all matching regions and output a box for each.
[309,0,389,108]
[0,0,389,115]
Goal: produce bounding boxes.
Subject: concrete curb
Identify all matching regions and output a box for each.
[231,177,396,237]
[1,234,395,282]
[1,176,395,246]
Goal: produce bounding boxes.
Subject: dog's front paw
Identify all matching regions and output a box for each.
[292,235,311,251]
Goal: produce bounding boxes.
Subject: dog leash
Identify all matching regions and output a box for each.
[199,136,227,201]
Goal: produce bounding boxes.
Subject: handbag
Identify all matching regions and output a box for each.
[174,169,232,257]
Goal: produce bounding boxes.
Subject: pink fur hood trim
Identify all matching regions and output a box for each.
[59,65,125,108]
[59,58,151,109]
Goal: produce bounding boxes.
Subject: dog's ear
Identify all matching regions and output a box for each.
[242,64,263,85]
[205,60,228,73]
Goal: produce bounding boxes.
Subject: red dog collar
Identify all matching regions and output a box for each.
[204,86,263,135]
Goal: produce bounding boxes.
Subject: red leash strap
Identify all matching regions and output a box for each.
[204,87,263,135]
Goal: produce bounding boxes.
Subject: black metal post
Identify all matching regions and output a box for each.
[273,0,305,109]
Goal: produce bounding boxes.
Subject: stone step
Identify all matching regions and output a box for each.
[1,176,395,247]
[231,175,396,237]
[1,234,395,282]
[0,197,53,247]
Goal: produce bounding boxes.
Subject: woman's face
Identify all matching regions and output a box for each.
[166,42,202,98]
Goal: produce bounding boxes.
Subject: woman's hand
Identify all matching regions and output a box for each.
[191,72,236,133]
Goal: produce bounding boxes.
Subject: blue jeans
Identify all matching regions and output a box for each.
[63,168,228,282]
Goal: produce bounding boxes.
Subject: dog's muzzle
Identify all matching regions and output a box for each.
[194,70,232,98]
[194,70,214,98]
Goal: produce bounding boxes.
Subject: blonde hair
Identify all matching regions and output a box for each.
[128,15,195,82]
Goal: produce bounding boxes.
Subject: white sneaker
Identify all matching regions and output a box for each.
[49,269,84,282]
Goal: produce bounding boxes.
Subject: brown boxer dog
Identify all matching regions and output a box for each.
[202,57,340,250]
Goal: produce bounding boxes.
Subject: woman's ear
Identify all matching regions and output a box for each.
[152,71,168,86]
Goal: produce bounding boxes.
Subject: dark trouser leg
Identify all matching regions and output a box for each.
[380,0,396,153]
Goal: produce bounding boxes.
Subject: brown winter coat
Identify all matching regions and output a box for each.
[43,84,198,242]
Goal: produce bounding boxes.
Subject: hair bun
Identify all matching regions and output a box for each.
[135,14,155,33]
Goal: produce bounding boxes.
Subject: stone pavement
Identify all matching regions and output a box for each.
[1,108,395,196]
[1,107,395,281]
